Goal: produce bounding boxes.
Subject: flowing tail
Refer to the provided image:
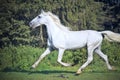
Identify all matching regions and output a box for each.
[100,31,120,42]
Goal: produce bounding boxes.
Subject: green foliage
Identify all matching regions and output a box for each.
[102,41,120,65]
[0,45,120,71]
[0,0,31,46]
[1,0,119,47]
[0,46,45,71]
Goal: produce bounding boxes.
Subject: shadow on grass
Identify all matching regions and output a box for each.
[30,70,75,74]
[2,67,75,75]
[2,67,120,75]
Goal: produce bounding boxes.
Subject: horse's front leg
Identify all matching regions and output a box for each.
[32,47,51,68]
[57,48,72,66]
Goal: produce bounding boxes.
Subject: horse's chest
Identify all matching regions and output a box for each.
[53,39,66,48]
[48,36,66,49]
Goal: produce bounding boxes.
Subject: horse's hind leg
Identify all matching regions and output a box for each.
[76,45,95,74]
[95,46,112,70]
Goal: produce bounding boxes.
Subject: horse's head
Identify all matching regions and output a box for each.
[29,10,70,31]
[29,10,49,29]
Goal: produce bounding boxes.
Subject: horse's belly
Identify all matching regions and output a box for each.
[66,42,86,49]
[65,36,87,49]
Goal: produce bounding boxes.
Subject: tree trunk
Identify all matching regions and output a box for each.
[40,26,45,47]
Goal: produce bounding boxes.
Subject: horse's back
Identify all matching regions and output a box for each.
[65,31,88,49]
[65,30,103,49]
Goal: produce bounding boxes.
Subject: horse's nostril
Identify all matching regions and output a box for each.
[29,22,32,26]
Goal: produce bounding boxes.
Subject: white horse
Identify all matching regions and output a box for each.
[29,10,120,74]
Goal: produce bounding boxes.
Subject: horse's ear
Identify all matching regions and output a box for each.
[41,9,45,13]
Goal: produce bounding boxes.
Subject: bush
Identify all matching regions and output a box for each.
[0,43,120,71]
[102,41,120,66]
[0,45,45,71]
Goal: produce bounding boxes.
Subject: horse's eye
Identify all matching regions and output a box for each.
[38,16,41,18]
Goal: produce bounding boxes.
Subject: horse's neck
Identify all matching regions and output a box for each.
[46,22,62,39]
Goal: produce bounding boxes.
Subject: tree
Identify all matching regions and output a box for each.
[0,0,30,47]
[95,0,120,33]
[0,0,119,47]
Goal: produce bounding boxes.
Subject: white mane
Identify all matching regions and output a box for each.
[47,12,70,31]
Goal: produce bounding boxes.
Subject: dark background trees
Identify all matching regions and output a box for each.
[0,0,120,47]
[95,0,120,32]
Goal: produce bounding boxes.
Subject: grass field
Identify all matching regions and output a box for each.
[0,45,120,80]
[0,70,120,80]
[0,65,120,80]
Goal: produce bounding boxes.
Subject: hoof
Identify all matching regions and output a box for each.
[31,65,36,69]
[64,63,72,67]
[66,64,72,67]
[75,70,82,75]
[109,66,116,71]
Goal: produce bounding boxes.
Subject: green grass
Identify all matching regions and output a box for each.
[0,64,120,80]
[0,45,120,80]
[0,70,120,80]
